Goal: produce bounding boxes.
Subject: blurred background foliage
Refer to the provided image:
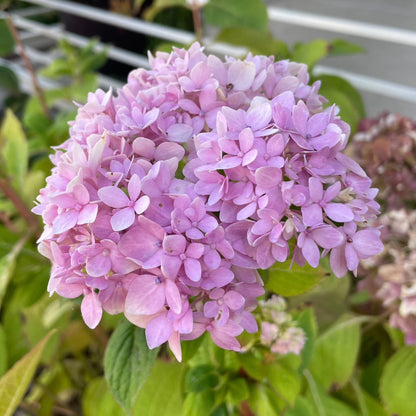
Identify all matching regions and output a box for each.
[0,0,414,415]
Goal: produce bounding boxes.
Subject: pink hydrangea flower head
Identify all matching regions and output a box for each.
[33,42,382,360]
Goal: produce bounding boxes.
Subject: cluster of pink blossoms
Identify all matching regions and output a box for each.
[33,43,382,360]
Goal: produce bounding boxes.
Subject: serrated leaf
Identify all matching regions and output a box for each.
[203,0,268,32]
[0,326,7,378]
[226,378,249,405]
[185,365,219,393]
[183,390,216,416]
[0,109,28,190]
[133,360,185,416]
[296,308,317,371]
[265,260,328,297]
[82,378,124,416]
[380,346,416,416]
[0,234,28,309]
[104,319,159,413]
[0,330,55,416]
[0,19,14,57]
[328,39,365,56]
[314,75,365,135]
[309,317,362,390]
[0,66,19,92]
[216,27,289,58]
[291,40,329,69]
[267,362,301,406]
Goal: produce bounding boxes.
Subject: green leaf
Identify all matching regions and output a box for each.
[216,28,289,59]
[314,75,365,135]
[143,0,187,21]
[265,260,329,297]
[285,396,316,416]
[0,19,14,57]
[0,330,55,416]
[184,365,219,393]
[183,390,216,416]
[203,0,268,32]
[328,39,365,56]
[237,352,265,381]
[82,378,124,416]
[133,360,185,416]
[296,308,317,371]
[267,362,301,406]
[0,66,19,92]
[0,234,29,309]
[351,378,388,416]
[226,378,249,405]
[291,40,329,69]
[181,335,206,362]
[0,326,7,378]
[0,109,28,190]
[309,317,362,390]
[39,58,73,78]
[104,319,159,413]
[380,346,416,416]
[248,384,282,416]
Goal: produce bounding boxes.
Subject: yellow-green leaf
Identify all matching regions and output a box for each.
[0,330,55,416]
[0,109,28,190]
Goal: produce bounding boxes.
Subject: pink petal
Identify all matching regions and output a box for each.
[255,166,282,188]
[223,291,245,310]
[311,225,344,249]
[146,314,173,349]
[81,291,102,329]
[125,275,165,315]
[353,229,383,257]
[78,204,98,225]
[301,237,320,268]
[128,174,142,202]
[309,177,323,202]
[134,195,150,215]
[301,204,323,227]
[242,149,258,166]
[53,210,78,234]
[165,279,182,314]
[167,123,194,143]
[227,60,256,91]
[132,137,155,158]
[98,186,130,208]
[185,258,201,282]
[324,203,354,223]
[330,245,348,278]
[111,207,135,231]
[86,254,111,277]
[161,255,182,279]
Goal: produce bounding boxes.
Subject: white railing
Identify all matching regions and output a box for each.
[5,0,416,105]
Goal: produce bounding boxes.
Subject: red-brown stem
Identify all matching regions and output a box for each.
[5,14,50,119]
[0,178,41,235]
[191,3,203,43]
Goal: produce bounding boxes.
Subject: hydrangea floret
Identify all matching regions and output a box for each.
[33,43,383,361]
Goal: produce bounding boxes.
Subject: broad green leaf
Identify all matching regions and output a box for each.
[351,378,388,416]
[216,28,289,59]
[104,319,159,413]
[285,396,316,416]
[291,40,329,69]
[39,58,73,78]
[184,365,219,393]
[267,362,301,406]
[181,335,206,362]
[309,317,362,390]
[265,260,329,297]
[133,360,185,416]
[304,370,359,416]
[0,19,14,57]
[248,384,282,416]
[0,330,55,416]
[0,234,29,308]
[0,66,19,92]
[328,39,365,56]
[203,0,268,32]
[143,0,186,21]
[314,75,365,135]
[183,390,216,416]
[237,352,265,381]
[296,308,317,371]
[226,378,249,405]
[0,109,28,190]
[83,378,124,416]
[0,326,7,377]
[380,346,416,416]
[22,170,46,206]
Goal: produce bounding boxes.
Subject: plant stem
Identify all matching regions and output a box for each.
[0,178,41,235]
[191,3,203,43]
[4,13,50,119]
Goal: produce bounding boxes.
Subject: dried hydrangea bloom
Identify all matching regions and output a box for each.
[33,43,382,360]
[359,209,416,344]
[352,112,416,210]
